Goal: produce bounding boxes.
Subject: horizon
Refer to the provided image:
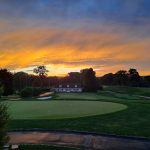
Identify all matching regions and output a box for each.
[10,66,147,78]
[0,0,150,76]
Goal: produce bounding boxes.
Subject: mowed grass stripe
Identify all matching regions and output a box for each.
[6,101,127,120]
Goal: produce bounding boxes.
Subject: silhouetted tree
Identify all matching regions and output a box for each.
[60,72,81,85]
[47,76,59,87]
[100,73,114,85]
[13,72,29,91]
[33,66,49,89]
[128,68,141,87]
[113,70,128,86]
[0,83,3,98]
[33,66,49,77]
[68,72,81,83]
[143,76,150,87]
[80,68,99,92]
[0,69,13,95]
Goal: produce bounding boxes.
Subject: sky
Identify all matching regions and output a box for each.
[0,0,150,76]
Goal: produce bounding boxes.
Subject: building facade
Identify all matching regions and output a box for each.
[53,84,82,93]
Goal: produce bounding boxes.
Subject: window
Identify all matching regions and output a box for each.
[78,88,82,92]
[70,88,74,92]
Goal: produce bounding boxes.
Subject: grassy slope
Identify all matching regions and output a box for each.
[9,87,150,138]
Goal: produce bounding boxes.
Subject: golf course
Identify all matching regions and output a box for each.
[5,86,150,138]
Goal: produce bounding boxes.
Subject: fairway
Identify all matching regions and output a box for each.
[7,100,127,120]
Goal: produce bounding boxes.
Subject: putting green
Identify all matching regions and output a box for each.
[7,100,127,119]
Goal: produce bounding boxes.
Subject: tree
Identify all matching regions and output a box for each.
[80,68,99,92]
[113,70,128,86]
[60,72,81,84]
[0,69,13,96]
[33,66,49,77]
[13,72,29,91]
[33,66,49,89]
[0,85,9,149]
[128,68,141,87]
[100,73,114,85]
[0,84,4,98]
[68,72,81,84]
[20,87,42,98]
[143,76,150,87]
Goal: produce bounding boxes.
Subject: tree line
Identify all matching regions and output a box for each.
[99,68,150,87]
[0,67,150,95]
[0,67,99,94]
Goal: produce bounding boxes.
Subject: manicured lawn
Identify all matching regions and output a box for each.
[19,145,80,150]
[104,86,150,97]
[55,93,102,100]
[7,100,127,119]
[8,86,150,138]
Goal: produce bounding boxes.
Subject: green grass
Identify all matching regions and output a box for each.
[7,101,127,119]
[55,93,102,100]
[19,145,80,150]
[104,86,150,97]
[8,86,150,138]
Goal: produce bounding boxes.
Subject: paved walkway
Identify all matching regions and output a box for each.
[8,131,150,150]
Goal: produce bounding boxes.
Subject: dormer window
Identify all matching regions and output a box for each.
[67,85,69,87]
[75,85,77,88]
[59,85,62,88]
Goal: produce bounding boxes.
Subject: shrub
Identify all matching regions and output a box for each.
[99,85,103,90]
[20,87,42,98]
[0,102,9,149]
[0,85,4,98]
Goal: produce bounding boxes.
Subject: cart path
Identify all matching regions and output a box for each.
[8,131,150,150]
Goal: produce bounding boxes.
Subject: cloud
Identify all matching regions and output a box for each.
[0,22,150,75]
[1,0,150,23]
[0,0,150,76]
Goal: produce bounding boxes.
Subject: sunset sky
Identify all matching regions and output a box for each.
[0,0,150,76]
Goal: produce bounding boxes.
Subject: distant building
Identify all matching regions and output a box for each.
[53,84,82,93]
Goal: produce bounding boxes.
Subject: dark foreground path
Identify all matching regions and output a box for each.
[8,131,150,150]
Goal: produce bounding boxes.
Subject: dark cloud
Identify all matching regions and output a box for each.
[0,0,150,24]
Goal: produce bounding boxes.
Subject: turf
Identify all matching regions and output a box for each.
[8,86,150,138]
[7,101,127,119]
[104,86,150,97]
[55,93,102,100]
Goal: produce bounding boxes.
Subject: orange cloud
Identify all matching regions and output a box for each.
[0,24,150,76]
